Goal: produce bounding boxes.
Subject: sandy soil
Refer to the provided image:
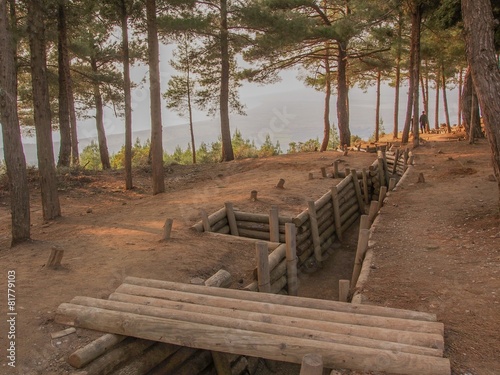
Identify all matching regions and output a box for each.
[0,132,498,375]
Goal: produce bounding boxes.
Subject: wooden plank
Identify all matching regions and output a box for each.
[224,202,239,236]
[56,303,450,375]
[307,201,322,264]
[121,277,438,322]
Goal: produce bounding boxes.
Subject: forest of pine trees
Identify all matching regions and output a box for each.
[0,0,499,245]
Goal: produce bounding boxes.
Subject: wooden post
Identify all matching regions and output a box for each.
[418,173,425,183]
[378,186,388,211]
[339,280,350,302]
[269,206,280,243]
[308,172,313,180]
[404,147,409,165]
[276,179,285,189]
[368,201,379,224]
[359,214,370,230]
[330,187,343,242]
[162,218,173,241]
[224,202,239,236]
[285,223,298,296]
[299,353,323,375]
[333,161,339,178]
[47,247,64,269]
[351,229,370,286]
[389,177,397,191]
[408,154,415,165]
[321,167,327,178]
[361,168,369,204]
[256,242,271,293]
[211,351,232,375]
[200,209,211,232]
[345,167,350,177]
[307,201,322,264]
[392,149,400,174]
[350,169,365,214]
[250,190,258,201]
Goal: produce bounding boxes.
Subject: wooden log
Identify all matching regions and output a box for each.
[276,178,285,189]
[362,168,369,204]
[297,239,312,257]
[225,202,239,236]
[368,201,379,224]
[212,351,232,375]
[318,217,334,239]
[359,214,370,230]
[104,293,443,355]
[377,158,385,187]
[212,217,229,233]
[50,327,76,339]
[308,172,313,180]
[389,177,397,191]
[344,167,350,177]
[350,169,365,214]
[112,342,179,375]
[205,232,281,251]
[205,269,232,288]
[237,221,286,234]
[341,211,360,233]
[238,228,285,243]
[72,338,155,375]
[338,184,356,202]
[336,174,353,194]
[172,350,213,375]
[119,277,439,322]
[250,190,258,201]
[269,206,280,243]
[296,227,311,246]
[285,223,298,296]
[234,211,293,225]
[162,219,173,241]
[339,280,350,302]
[315,190,332,211]
[307,201,322,264]
[269,259,287,284]
[271,275,287,294]
[319,223,335,244]
[256,242,271,293]
[330,187,343,242]
[300,353,323,375]
[378,186,388,211]
[333,160,339,178]
[201,209,211,232]
[339,196,358,217]
[68,334,126,368]
[351,229,370,287]
[392,149,400,174]
[217,225,230,235]
[316,204,333,226]
[267,244,287,273]
[57,303,450,375]
[147,347,197,375]
[321,167,327,178]
[47,247,64,269]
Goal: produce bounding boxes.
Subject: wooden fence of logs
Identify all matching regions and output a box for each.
[62,148,418,375]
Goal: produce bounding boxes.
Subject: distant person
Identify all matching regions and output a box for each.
[419,111,429,133]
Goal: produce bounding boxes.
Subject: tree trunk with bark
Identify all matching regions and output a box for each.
[393,10,403,139]
[411,4,422,148]
[219,0,234,161]
[320,48,331,152]
[434,67,440,130]
[90,57,111,170]
[57,0,72,168]
[462,0,500,210]
[0,0,31,245]
[121,0,133,189]
[457,67,463,128]
[27,0,61,221]
[337,41,350,147]
[146,0,165,194]
[375,68,381,142]
[441,66,451,133]
[461,67,481,138]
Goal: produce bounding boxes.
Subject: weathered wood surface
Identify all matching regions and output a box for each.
[56,281,450,375]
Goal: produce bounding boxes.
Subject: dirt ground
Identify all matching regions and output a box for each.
[0,132,498,375]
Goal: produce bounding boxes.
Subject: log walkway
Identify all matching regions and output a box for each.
[56,276,450,375]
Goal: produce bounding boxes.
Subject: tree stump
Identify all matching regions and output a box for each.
[276,178,285,189]
[162,218,173,241]
[418,173,425,183]
[250,190,258,201]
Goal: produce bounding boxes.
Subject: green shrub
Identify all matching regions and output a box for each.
[80,141,102,170]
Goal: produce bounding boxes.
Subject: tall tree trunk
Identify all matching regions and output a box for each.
[67,65,79,165]
[27,0,61,220]
[375,68,381,142]
[441,65,451,133]
[457,67,463,128]
[461,66,472,133]
[121,0,133,189]
[0,0,31,245]
[337,41,350,147]
[393,10,403,139]
[434,67,440,130]
[462,0,500,210]
[146,0,165,194]
[320,47,331,152]
[219,0,234,161]
[57,0,71,168]
[411,3,422,148]
[185,41,196,164]
[90,57,111,170]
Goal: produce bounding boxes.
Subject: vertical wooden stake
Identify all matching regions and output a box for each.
[320,167,327,178]
[250,190,258,201]
[276,178,285,189]
[333,161,339,178]
[404,147,409,166]
[350,169,365,214]
[345,167,351,177]
[256,242,271,293]
[200,209,211,232]
[285,223,298,296]
[389,177,397,191]
[361,168,369,204]
[299,353,323,375]
[359,214,370,230]
[307,201,322,265]
[408,154,415,165]
[269,206,280,243]
[368,201,379,224]
[47,247,64,269]
[162,218,173,241]
[377,158,386,187]
[330,187,343,242]
[224,202,239,236]
[392,149,400,174]
[308,172,313,180]
[378,186,388,211]
[338,280,350,302]
[351,228,370,287]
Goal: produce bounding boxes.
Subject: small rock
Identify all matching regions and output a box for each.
[86,208,93,214]
[190,277,205,285]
